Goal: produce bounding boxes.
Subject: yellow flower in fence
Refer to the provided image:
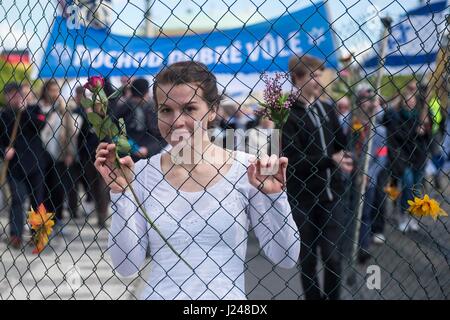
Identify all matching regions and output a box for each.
[27,204,55,254]
[407,194,448,221]
[352,119,363,132]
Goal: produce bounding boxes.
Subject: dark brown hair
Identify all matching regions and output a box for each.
[288,54,325,83]
[153,61,222,109]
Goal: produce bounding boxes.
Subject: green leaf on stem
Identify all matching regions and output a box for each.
[97,116,115,140]
[281,109,290,126]
[108,87,124,100]
[87,112,103,127]
[278,94,288,105]
[269,108,290,129]
[81,97,93,110]
[116,136,131,154]
[98,89,108,105]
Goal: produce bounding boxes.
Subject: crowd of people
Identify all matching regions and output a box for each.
[0,77,167,248]
[0,55,449,300]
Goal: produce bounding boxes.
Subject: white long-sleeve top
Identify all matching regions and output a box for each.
[108,150,300,300]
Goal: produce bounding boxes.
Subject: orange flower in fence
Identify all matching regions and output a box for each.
[384,184,401,201]
[407,194,448,221]
[27,204,55,254]
[33,231,50,254]
[352,119,363,132]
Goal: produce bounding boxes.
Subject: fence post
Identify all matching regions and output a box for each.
[347,16,393,286]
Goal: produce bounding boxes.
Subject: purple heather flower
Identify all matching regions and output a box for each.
[258,72,294,128]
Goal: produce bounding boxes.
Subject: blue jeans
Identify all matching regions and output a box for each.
[359,168,388,250]
[400,167,424,214]
[7,171,44,238]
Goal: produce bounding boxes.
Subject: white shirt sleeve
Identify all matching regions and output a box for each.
[108,161,149,277]
[246,181,300,269]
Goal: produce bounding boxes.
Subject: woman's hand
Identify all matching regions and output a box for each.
[247,154,288,194]
[94,142,134,193]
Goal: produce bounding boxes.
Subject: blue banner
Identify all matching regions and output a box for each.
[362,1,448,74]
[38,2,337,78]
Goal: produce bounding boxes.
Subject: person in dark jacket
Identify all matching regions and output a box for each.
[0,83,47,249]
[73,86,111,228]
[381,84,431,232]
[283,55,353,300]
[112,78,166,161]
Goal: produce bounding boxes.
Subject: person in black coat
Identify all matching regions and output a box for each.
[112,78,166,162]
[0,83,47,249]
[283,55,353,300]
[73,85,111,228]
[381,85,431,232]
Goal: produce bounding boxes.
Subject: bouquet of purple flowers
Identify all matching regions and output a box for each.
[258,72,294,130]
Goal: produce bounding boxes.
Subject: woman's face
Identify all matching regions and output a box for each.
[156,83,216,147]
[47,83,60,103]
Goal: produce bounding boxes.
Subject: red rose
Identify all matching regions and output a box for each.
[84,76,105,92]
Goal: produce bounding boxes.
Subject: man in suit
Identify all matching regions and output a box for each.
[283,55,353,300]
[113,78,166,162]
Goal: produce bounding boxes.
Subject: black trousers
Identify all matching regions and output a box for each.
[75,158,110,225]
[291,198,345,300]
[7,170,44,237]
[371,168,389,234]
[43,160,78,221]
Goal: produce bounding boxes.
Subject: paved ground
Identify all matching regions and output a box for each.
[0,174,448,300]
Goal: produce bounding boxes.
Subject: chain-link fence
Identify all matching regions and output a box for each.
[0,0,449,300]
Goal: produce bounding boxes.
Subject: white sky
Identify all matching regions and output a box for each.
[0,0,439,99]
[0,0,424,59]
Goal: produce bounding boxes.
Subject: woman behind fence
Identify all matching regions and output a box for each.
[37,79,78,233]
[95,61,300,300]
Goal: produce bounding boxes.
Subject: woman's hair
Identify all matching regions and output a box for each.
[153,61,222,109]
[40,79,59,103]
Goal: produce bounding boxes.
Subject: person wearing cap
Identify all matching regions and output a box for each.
[113,78,166,161]
[283,54,353,300]
[0,83,47,249]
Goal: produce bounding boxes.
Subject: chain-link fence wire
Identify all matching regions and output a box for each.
[0,0,449,299]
